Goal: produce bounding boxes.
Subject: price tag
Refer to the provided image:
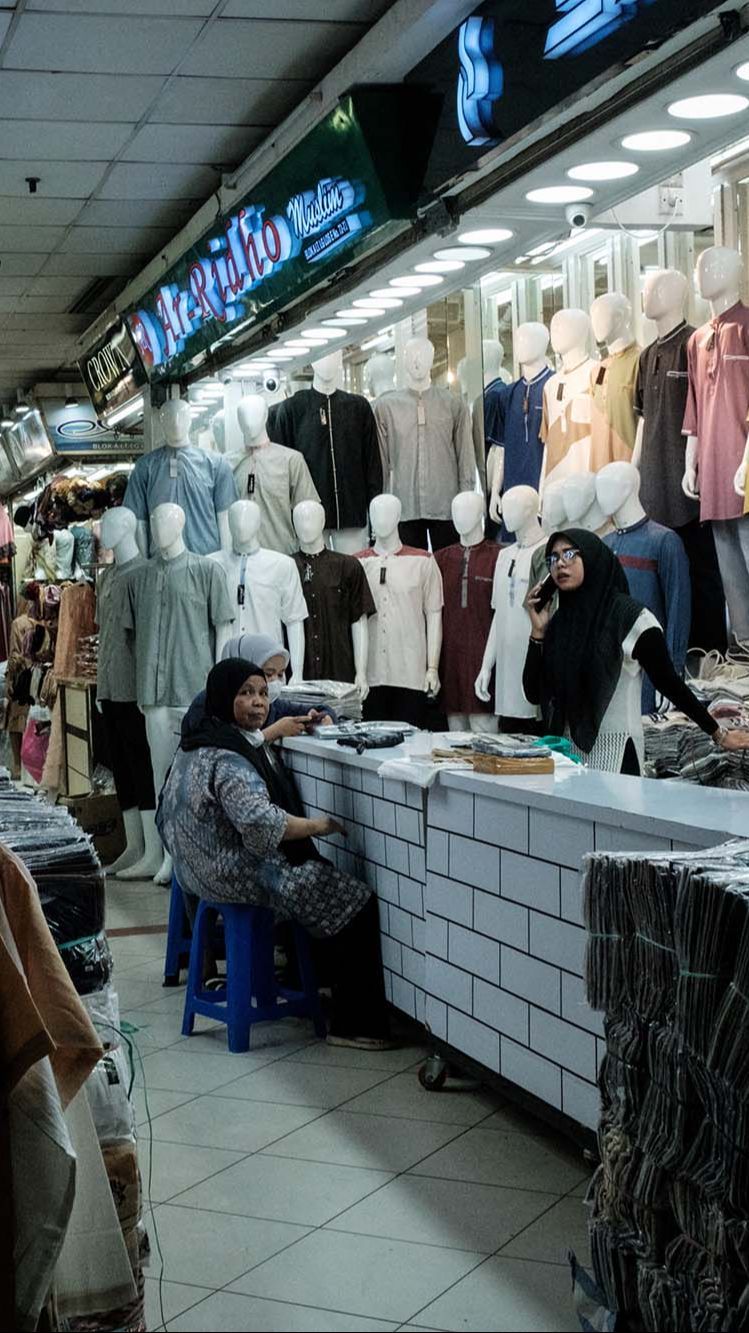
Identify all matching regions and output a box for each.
[379,566,387,585]
[238,584,245,607]
[319,407,327,426]
[247,473,255,496]
[169,456,179,479]
[417,402,426,427]
[595,366,607,387]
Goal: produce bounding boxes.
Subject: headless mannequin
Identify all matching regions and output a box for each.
[211,409,226,453]
[365,353,396,400]
[370,493,441,696]
[442,491,499,734]
[541,309,596,488]
[293,500,369,698]
[133,399,232,558]
[312,351,368,555]
[489,322,550,524]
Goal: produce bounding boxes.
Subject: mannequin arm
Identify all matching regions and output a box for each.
[217,509,232,554]
[351,615,369,701]
[475,612,498,702]
[734,432,749,498]
[424,610,442,696]
[287,621,306,683]
[135,519,149,558]
[632,418,644,470]
[488,447,505,523]
[682,436,700,499]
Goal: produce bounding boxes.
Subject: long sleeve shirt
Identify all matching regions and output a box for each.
[374,386,475,522]
[270,388,382,530]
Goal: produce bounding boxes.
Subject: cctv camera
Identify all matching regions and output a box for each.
[263,372,281,395]
[565,202,592,231]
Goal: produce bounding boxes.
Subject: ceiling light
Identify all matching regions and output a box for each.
[336,308,378,320]
[354,297,402,310]
[284,340,314,349]
[514,255,529,265]
[323,316,365,327]
[299,333,331,343]
[668,93,748,120]
[527,241,557,256]
[389,274,443,288]
[567,160,638,181]
[106,395,144,427]
[621,129,692,151]
[526,185,594,204]
[415,260,465,273]
[265,351,296,360]
[352,301,389,314]
[370,286,420,300]
[0,409,13,428]
[434,246,491,262]
[14,398,29,415]
[457,228,513,244]
[737,62,749,81]
[302,327,336,339]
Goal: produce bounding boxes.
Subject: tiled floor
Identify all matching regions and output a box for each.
[107,878,590,1332]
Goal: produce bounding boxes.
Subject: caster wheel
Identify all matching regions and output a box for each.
[419,1059,448,1092]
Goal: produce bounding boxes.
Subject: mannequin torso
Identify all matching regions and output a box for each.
[476,486,544,721]
[292,501,373,692]
[436,492,500,728]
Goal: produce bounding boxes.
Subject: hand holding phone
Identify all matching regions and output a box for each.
[525,576,556,638]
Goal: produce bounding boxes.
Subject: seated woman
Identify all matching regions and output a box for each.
[159,658,392,1050]
[183,631,336,745]
[523,528,749,774]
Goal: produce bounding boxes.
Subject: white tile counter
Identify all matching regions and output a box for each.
[284,734,749,1135]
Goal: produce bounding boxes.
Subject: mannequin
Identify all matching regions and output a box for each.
[435,491,500,733]
[96,506,157,877]
[373,337,474,551]
[540,309,597,489]
[122,502,234,883]
[211,409,226,453]
[211,500,307,677]
[463,340,511,497]
[476,485,545,730]
[292,500,374,695]
[365,353,396,400]
[598,462,690,713]
[228,394,319,557]
[357,493,444,726]
[561,473,611,536]
[589,293,640,471]
[123,399,236,557]
[270,350,382,555]
[683,245,749,643]
[488,322,552,541]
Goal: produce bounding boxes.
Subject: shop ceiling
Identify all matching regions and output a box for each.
[0,0,408,402]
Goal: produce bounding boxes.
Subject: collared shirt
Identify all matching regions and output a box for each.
[292,548,376,683]
[357,546,444,691]
[227,442,319,555]
[209,547,307,644]
[634,322,698,530]
[484,368,553,541]
[96,555,146,703]
[491,538,545,719]
[589,343,641,472]
[682,301,749,521]
[373,386,475,522]
[123,445,238,556]
[124,550,234,708]
[270,387,382,530]
[435,539,500,715]
[540,359,597,489]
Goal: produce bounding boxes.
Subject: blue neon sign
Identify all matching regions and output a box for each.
[457,17,503,148]
[544,0,654,60]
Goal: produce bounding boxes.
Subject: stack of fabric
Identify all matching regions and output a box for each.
[644,653,749,789]
[584,839,749,1331]
[278,679,363,721]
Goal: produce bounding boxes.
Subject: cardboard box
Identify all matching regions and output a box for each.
[61,792,124,865]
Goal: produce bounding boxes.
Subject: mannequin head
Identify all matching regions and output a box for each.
[515,322,549,369]
[590,293,633,347]
[561,473,596,523]
[159,398,191,449]
[211,409,226,452]
[451,490,484,537]
[237,394,268,446]
[100,504,137,552]
[293,499,326,546]
[541,480,568,533]
[370,493,402,540]
[228,499,261,548]
[642,269,688,323]
[550,309,590,357]
[312,350,343,393]
[403,337,435,389]
[150,502,185,552]
[596,461,641,517]
[502,485,540,537]
[482,339,505,382]
[696,246,742,302]
[365,352,396,398]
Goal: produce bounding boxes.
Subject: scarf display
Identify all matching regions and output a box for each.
[540,529,642,752]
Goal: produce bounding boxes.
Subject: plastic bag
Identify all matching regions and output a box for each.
[20,715,50,782]
[85,1045,135,1145]
[59,930,113,995]
[39,872,105,946]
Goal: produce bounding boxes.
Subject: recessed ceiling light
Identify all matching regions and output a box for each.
[621,129,692,151]
[325,315,366,326]
[389,274,443,288]
[457,228,513,244]
[354,297,402,310]
[526,185,594,204]
[352,301,389,313]
[336,308,378,320]
[737,62,749,81]
[434,246,491,262]
[527,241,557,256]
[415,260,465,273]
[567,160,638,181]
[514,256,529,265]
[668,93,748,120]
[302,327,336,339]
[284,340,313,350]
[299,333,331,343]
[369,287,418,301]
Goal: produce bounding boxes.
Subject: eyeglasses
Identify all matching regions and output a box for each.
[546,547,580,571]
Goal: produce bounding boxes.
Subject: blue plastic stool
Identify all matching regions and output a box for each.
[163,876,193,987]
[181,900,327,1052]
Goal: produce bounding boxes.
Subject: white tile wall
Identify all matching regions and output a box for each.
[429,783,474,835]
[474,893,528,953]
[473,979,529,1045]
[529,1008,597,1083]
[448,1009,500,1074]
[501,850,560,916]
[448,923,500,986]
[426,873,473,927]
[448,834,500,893]
[529,810,595,869]
[501,1037,562,1110]
[501,946,561,1016]
[474,794,528,853]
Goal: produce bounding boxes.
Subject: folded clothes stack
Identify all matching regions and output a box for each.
[644,703,749,789]
[277,678,363,720]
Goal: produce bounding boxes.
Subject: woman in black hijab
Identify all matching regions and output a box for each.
[523,529,749,773]
[158,659,393,1049]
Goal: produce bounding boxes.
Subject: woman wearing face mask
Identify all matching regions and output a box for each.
[159,659,393,1049]
[523,529,749,774]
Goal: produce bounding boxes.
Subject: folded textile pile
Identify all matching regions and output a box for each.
[584,840,749,1331]
[277,679,363,721]
[644,705,749,790]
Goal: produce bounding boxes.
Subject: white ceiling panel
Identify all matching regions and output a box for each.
[0,120,135,160]
[154,75,311,126]
[60,225,172,254]
[28,0,215,13]
[0,255,48,276]
[3,314,91,331]
[5,14,204,75]
[27,276,92,297]
[0,225,66,251]
[0,71,162,122]
[2,325,86,342]
[10,298,84,316]
[44,253,136,276]
[99,161,219,199]
[0,161,107,197]
[0,197,83,225]
[224,0,391,16]
[77,197,198,228]
[182,19,363,79]
[0,278,29,297]
[122,122,264,164]
[0,14,10,43]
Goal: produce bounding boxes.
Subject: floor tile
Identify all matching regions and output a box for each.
[501,1196,590,1266]
[147,1203,310,1287]
[343,1071,499,1126]
[137,1048,274,1094]
[263,1109,462,1172]
[143,1277,213,1328]
[175,1152,392,1225]
[570,1175,593,1198]
[212,1060,393,1108]
[329,1175,558,1253]
[167,1290,397,1332]
[231,1229,483,1323]
[153,1095,324,1153]
[138,1136,246,1204]
[133,1087,195,1127]
[416,1255,578,1332]
[410,1127,588,1195]
[286,1042,427,1072]
[172,1018,315,1059]
[116,975,179,1009]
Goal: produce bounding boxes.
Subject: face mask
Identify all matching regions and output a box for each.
[266,678,284,702]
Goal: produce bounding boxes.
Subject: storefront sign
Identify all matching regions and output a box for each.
[79,321,147,419]
[125,89,440,381]
[43,399,144,457]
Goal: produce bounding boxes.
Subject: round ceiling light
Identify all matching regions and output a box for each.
[370,287,420,300]
[434,246,491,262]
[324,316,366,326]
[389,273,443,288]
[354,297,402,310]
[269,351,297,360]
[668,93,748,120]
[621,129,692,151]
[336,307,378,320]
[352,301,390,313]
[283,340,313,350]
[457,228,513,244]
[737,62,749,81]
[415,259,465,273]
[302,327,336,339]
[526,185,594,204]
[567,160,638,181]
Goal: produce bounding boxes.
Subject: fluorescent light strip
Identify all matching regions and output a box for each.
[106,396,144,426]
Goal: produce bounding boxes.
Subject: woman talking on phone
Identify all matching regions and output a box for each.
[523,529,749,774]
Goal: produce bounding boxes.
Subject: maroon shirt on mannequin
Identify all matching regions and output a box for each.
[435,539,501,715]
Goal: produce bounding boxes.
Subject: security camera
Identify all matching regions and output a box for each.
[565,202,592,231]
[263,372,281,395]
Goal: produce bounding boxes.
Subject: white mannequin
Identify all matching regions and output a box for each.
[475,485,544,708]
[365,353,396,399]
[633,270,689,468]
[483,338,512,386]
[447,491,498,734]
[211,409,226,453]
[551,309,593,369]
[541,479,568,533]
[101,504,139,567]
[293,499,369,699]
[683,248,742,504]
[562,473,612,535]
[489,322,550,521]
[590,293,635,354]
[370,493,441,695]
[133,399,231,558]
[403,337,434,394]
[540,309,597,489]
[237,393,270,452]
[311,350,369,555]
[596,461,646,530]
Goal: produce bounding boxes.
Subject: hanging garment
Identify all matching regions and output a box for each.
[210,547,308,645]
[374,386,475,523]
[540,359,597,489]
[53,584,96,681]
[681,302,749,522]
[435,539,500,715]
[292,548,375,682]
[227,442,320,555]
[589,343,641,471]
[634,321,698,529]
[272,387,383,530]
[484,368,554,541]
[356,546,444,691]
[122,446,238,555]
[95,557,145,704]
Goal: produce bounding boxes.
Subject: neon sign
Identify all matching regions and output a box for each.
[457,17,503,148]
[544,0,654,60]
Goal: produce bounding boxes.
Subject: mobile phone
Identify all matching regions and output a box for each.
[532,574,556,610]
